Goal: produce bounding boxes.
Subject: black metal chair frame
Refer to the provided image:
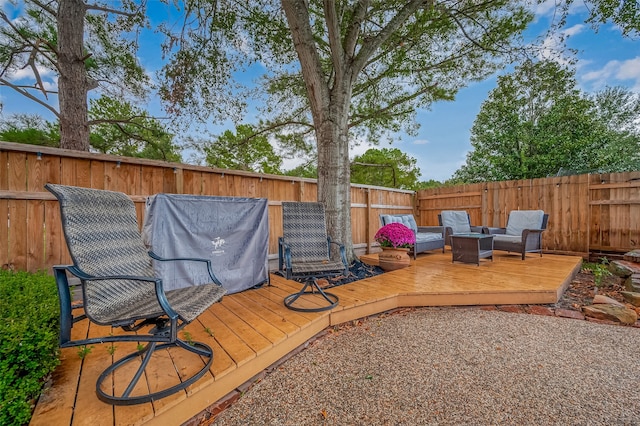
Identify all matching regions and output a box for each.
[278,202,349,312]
[46,184,226,405]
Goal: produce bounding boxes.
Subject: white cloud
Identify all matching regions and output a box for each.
[539,24,585,64]
[581,57,640,91]
[563,24,585,37]
[413,139,429,145]
[532,0,587,20]
[6,65,55,82]
[616,57,640,81]
[532,0,556,18]
[582,61,619,82]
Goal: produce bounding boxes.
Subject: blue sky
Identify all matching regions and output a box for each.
[1,2,638,182]
[392,4,640,182]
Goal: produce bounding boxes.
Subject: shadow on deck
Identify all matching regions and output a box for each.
[30,251,582,426]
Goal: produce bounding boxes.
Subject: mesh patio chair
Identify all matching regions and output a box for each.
[278,202,349,312]
[485,210,549,260]
[45,184,226,405]
[438,210,485,246]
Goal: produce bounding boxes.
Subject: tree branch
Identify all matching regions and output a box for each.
[0,11,60,65]
[0,78,60,118]
[88,115,159,126]
[445,2,511,55]
[349,83,437,128]
[30,0,57,17]
[281,0,331,118]
[343,0,369,58]
[85,2,138,17]
[323,0,344,70]
[253,119,315,138]
[352,0,432,76]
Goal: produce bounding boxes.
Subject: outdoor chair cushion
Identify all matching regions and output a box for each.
[379,214,418,233]
[504,210,545,238]
[416,232,443,243]
[493,234,523,244]
[440,210,472,234]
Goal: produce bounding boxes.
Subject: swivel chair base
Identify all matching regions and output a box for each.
[284,279,339,312]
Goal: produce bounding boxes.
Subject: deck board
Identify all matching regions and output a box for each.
[31,251,581,426]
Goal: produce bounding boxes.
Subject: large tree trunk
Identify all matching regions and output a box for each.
[316,93,354,262]
[57,0,90,151]
[282,0,359,262]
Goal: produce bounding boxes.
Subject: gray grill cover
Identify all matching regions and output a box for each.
[142,194,269,294]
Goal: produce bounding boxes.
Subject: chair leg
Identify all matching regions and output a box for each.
[96,340,213,405]
[284,279,339,312]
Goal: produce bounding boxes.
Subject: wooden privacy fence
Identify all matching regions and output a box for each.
[0,142,414,273]
[4,141,637,272]
[416,171,640,258]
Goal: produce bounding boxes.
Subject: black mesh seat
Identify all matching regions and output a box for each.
[45,184,226,405]
[278,202,348,312]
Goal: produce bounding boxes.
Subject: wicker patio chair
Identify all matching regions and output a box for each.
[379,213,445,259]
[278,202,349,312]
[485,210,549,260]
[45,184,226,405]
[438,210,485,246]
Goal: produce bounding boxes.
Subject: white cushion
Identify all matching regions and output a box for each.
[440,210,471,234]
[505,210,544,236]
[416,232,442,243]
[380,214,418,234]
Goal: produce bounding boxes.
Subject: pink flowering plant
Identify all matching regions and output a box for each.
[374,223,416,249]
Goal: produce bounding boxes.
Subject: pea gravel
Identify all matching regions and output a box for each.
[212,307,640,425]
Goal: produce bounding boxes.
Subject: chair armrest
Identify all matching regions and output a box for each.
[148,251,210,264]
[328,238,349,272]
[470,226,484,233]
[63,264,159,284]
[484,227,506,235]
[522,228,546,239]
[148,251,223,286]
[63,264,183,321]
[417,226,444,237]
[523,228,545,233]
[278,237,293,270]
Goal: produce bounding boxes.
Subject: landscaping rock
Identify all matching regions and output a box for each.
[582,304,638,325]
[625,274,640,292]
[593,294,624,306]
[608,260,639,278]
[555,308,585,320]
[621,291,640,307]
[623,249,640,263]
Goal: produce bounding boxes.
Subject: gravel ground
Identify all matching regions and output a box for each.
[212,307,640,425]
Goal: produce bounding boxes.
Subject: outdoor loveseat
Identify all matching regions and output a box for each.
[379,214,445,259]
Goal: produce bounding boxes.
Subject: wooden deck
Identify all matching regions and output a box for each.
[30,251,582,426]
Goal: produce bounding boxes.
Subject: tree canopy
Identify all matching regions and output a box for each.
[198,124,282,174]
[88,97,181,161]
[0,114,59,147]
[0,0,240,150]
[0,0,150,149]
[248,0,535,258]
[454,60,640,183]
[351,148,421,190]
